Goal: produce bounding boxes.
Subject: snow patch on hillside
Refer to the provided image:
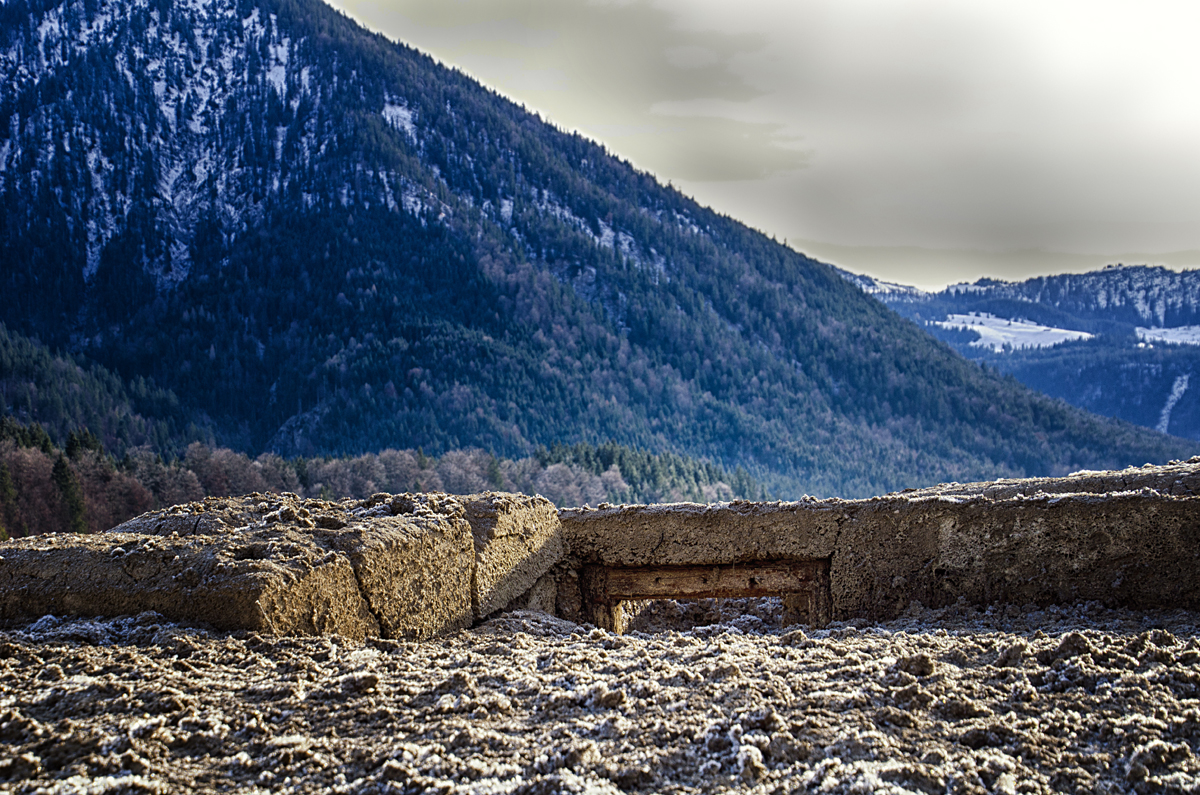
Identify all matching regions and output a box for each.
[265,39,289,95]
[382,102,416,140]
[836,268,927,300]
[265,64,286,95]
[933,313,1093,352]
[1137,326,1200,346]
[597,221,615,250]
[945,282,992,295]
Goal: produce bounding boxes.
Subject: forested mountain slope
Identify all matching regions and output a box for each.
[1,0,1194,497]
[0,324,208,456]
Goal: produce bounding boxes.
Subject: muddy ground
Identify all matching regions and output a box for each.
[2,601,1199,794]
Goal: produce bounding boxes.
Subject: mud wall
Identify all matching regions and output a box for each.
[560,460,1200,623]
[1,461,1197,637]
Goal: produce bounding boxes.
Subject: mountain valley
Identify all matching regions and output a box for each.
[0,0,1195,502]
[846,265,1200,442]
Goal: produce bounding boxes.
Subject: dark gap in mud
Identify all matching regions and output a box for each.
[231,544,269,561]
[580,559,832,632]
[346,556,388,635]
[621,597,787,633]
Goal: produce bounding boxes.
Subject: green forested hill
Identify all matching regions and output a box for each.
[0,324,209,456]
[972,337,1200,441]
[0,0,1195,498]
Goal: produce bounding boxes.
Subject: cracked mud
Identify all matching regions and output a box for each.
[3,601,1199,794]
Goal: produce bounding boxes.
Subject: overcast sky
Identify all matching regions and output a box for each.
[327,0,1200,290]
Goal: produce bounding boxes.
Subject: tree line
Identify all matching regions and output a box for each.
[0,417,759,539]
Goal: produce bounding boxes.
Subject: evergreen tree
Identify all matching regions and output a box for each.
[0,461,15,522]
[0,415,55,453]
[51,455,88,534]
[486,454,503,489]
[66,428,104,459]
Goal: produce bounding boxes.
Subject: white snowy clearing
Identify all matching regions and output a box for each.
[1136,325,1200,346]
[932,313,1093,352]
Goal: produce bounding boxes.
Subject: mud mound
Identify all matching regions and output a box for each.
[0,491,560,640]
[3,466,1199,792]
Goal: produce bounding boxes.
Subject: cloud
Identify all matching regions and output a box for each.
[329,0,1200,287]
[661,0,1200,281]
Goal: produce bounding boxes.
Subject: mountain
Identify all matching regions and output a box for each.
[864,264,1200,333]
[942,266,1200,329]
[849,265,1200,441]
[1,0,1195,498]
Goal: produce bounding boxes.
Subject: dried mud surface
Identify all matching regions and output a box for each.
[2,603,1200,795]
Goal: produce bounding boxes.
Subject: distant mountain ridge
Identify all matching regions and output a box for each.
[845,264,1200,442]
[943,265,1200,329]
[848,264,1200,331]
[1,0,1194,497]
